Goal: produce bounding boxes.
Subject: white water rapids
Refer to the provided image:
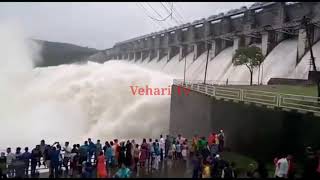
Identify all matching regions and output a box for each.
[0,23,173,149]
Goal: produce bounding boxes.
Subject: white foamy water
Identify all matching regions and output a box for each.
[0,24,173,149]
[290,40,320,79]
[258,39,298,84]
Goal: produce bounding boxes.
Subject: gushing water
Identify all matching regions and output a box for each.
[0,23,173,149]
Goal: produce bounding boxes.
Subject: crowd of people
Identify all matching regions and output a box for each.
[189,130,238,178]
[270,146,320,179]
[1,130,320,178]
[0,133,205,178]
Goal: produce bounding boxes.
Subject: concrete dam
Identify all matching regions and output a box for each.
[87,2,320,160]
[90,2,320,85]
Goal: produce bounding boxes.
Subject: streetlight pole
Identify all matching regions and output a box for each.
[302,16,320,98]
[204,43,210,84]
[183,51,187,85]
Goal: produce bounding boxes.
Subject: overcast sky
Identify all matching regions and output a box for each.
[0,2,254,50]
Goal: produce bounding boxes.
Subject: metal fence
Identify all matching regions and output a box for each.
[173,79,320,115]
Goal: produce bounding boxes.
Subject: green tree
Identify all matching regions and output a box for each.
[232,46,264,85]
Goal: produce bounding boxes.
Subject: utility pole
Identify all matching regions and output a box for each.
[204,43,210,84]
[183,51,187,85]
[302,16,320,98]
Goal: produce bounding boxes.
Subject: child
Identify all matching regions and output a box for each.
[167,145,173,160]
[176,141,182,159]
[81,161,93,178]
[182,141,188,161]
[202,160,211,178]
[171,141,176,160]
[114,163,131,178]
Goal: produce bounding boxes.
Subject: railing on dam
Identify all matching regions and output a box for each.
[173,79,320,115]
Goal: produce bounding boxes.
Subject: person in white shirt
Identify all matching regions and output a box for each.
[275,156,289,178]
[159,135,165,161]
[176,134,185,145]
[63,142,72,176]
[6,148,16,178]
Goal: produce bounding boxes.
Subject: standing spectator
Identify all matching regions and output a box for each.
[176,134,185,145]
[198,137,207,157]
[192,153,202,178]
[114,139,120,167]
[191,135,199,157]
[159,135,165,161]
[133,144,140,171]
[21,147,32,177]
[275,154,289,178]
[14,147,25,178]
[176,141,182,159]
[0,152,7,178]
[139,139,148,168]
[125,140,132,167]
[152,141,160,170]
[208,132,216,147]
[221,162,235,178]
[103,141,113,168]
[96,151,107,178]
[303,146,318,178]
[56,144,63,175]
[30,146,40,177]
[71,151,81,177]
[95,140,102,163]
[6,147,16,178]
[110,141,116,167]
[118,142,126,168]
[88,138,96,164]
[79,141,89,165]
[50,146,60,178]
[254,160,268,178]
[130,140,135,167]
[71,144,78,154]
[39,140,46,167]
[44,145,53,177]
[147,138,153,168]
[171,141,176,160]
[287,155,296,179]
[182,141,188,161]
[218,130,225,152]
[63,141,72,176]
[208,133,217,157]
[165,135,170,159]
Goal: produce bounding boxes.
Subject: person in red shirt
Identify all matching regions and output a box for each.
[208,132,216,147]
[287,155,295,178]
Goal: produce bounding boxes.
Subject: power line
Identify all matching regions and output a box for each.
[165,2,185,25]
[138,2,173,22]
[144,2,175,27]
[172,3,187,22]
[136,2,166,30]
[141,2,172,27]
[167,2,188,23]
[160,2,182,25]
[146,2,164,19]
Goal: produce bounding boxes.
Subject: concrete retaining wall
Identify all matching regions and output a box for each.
[169,85,320,161]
